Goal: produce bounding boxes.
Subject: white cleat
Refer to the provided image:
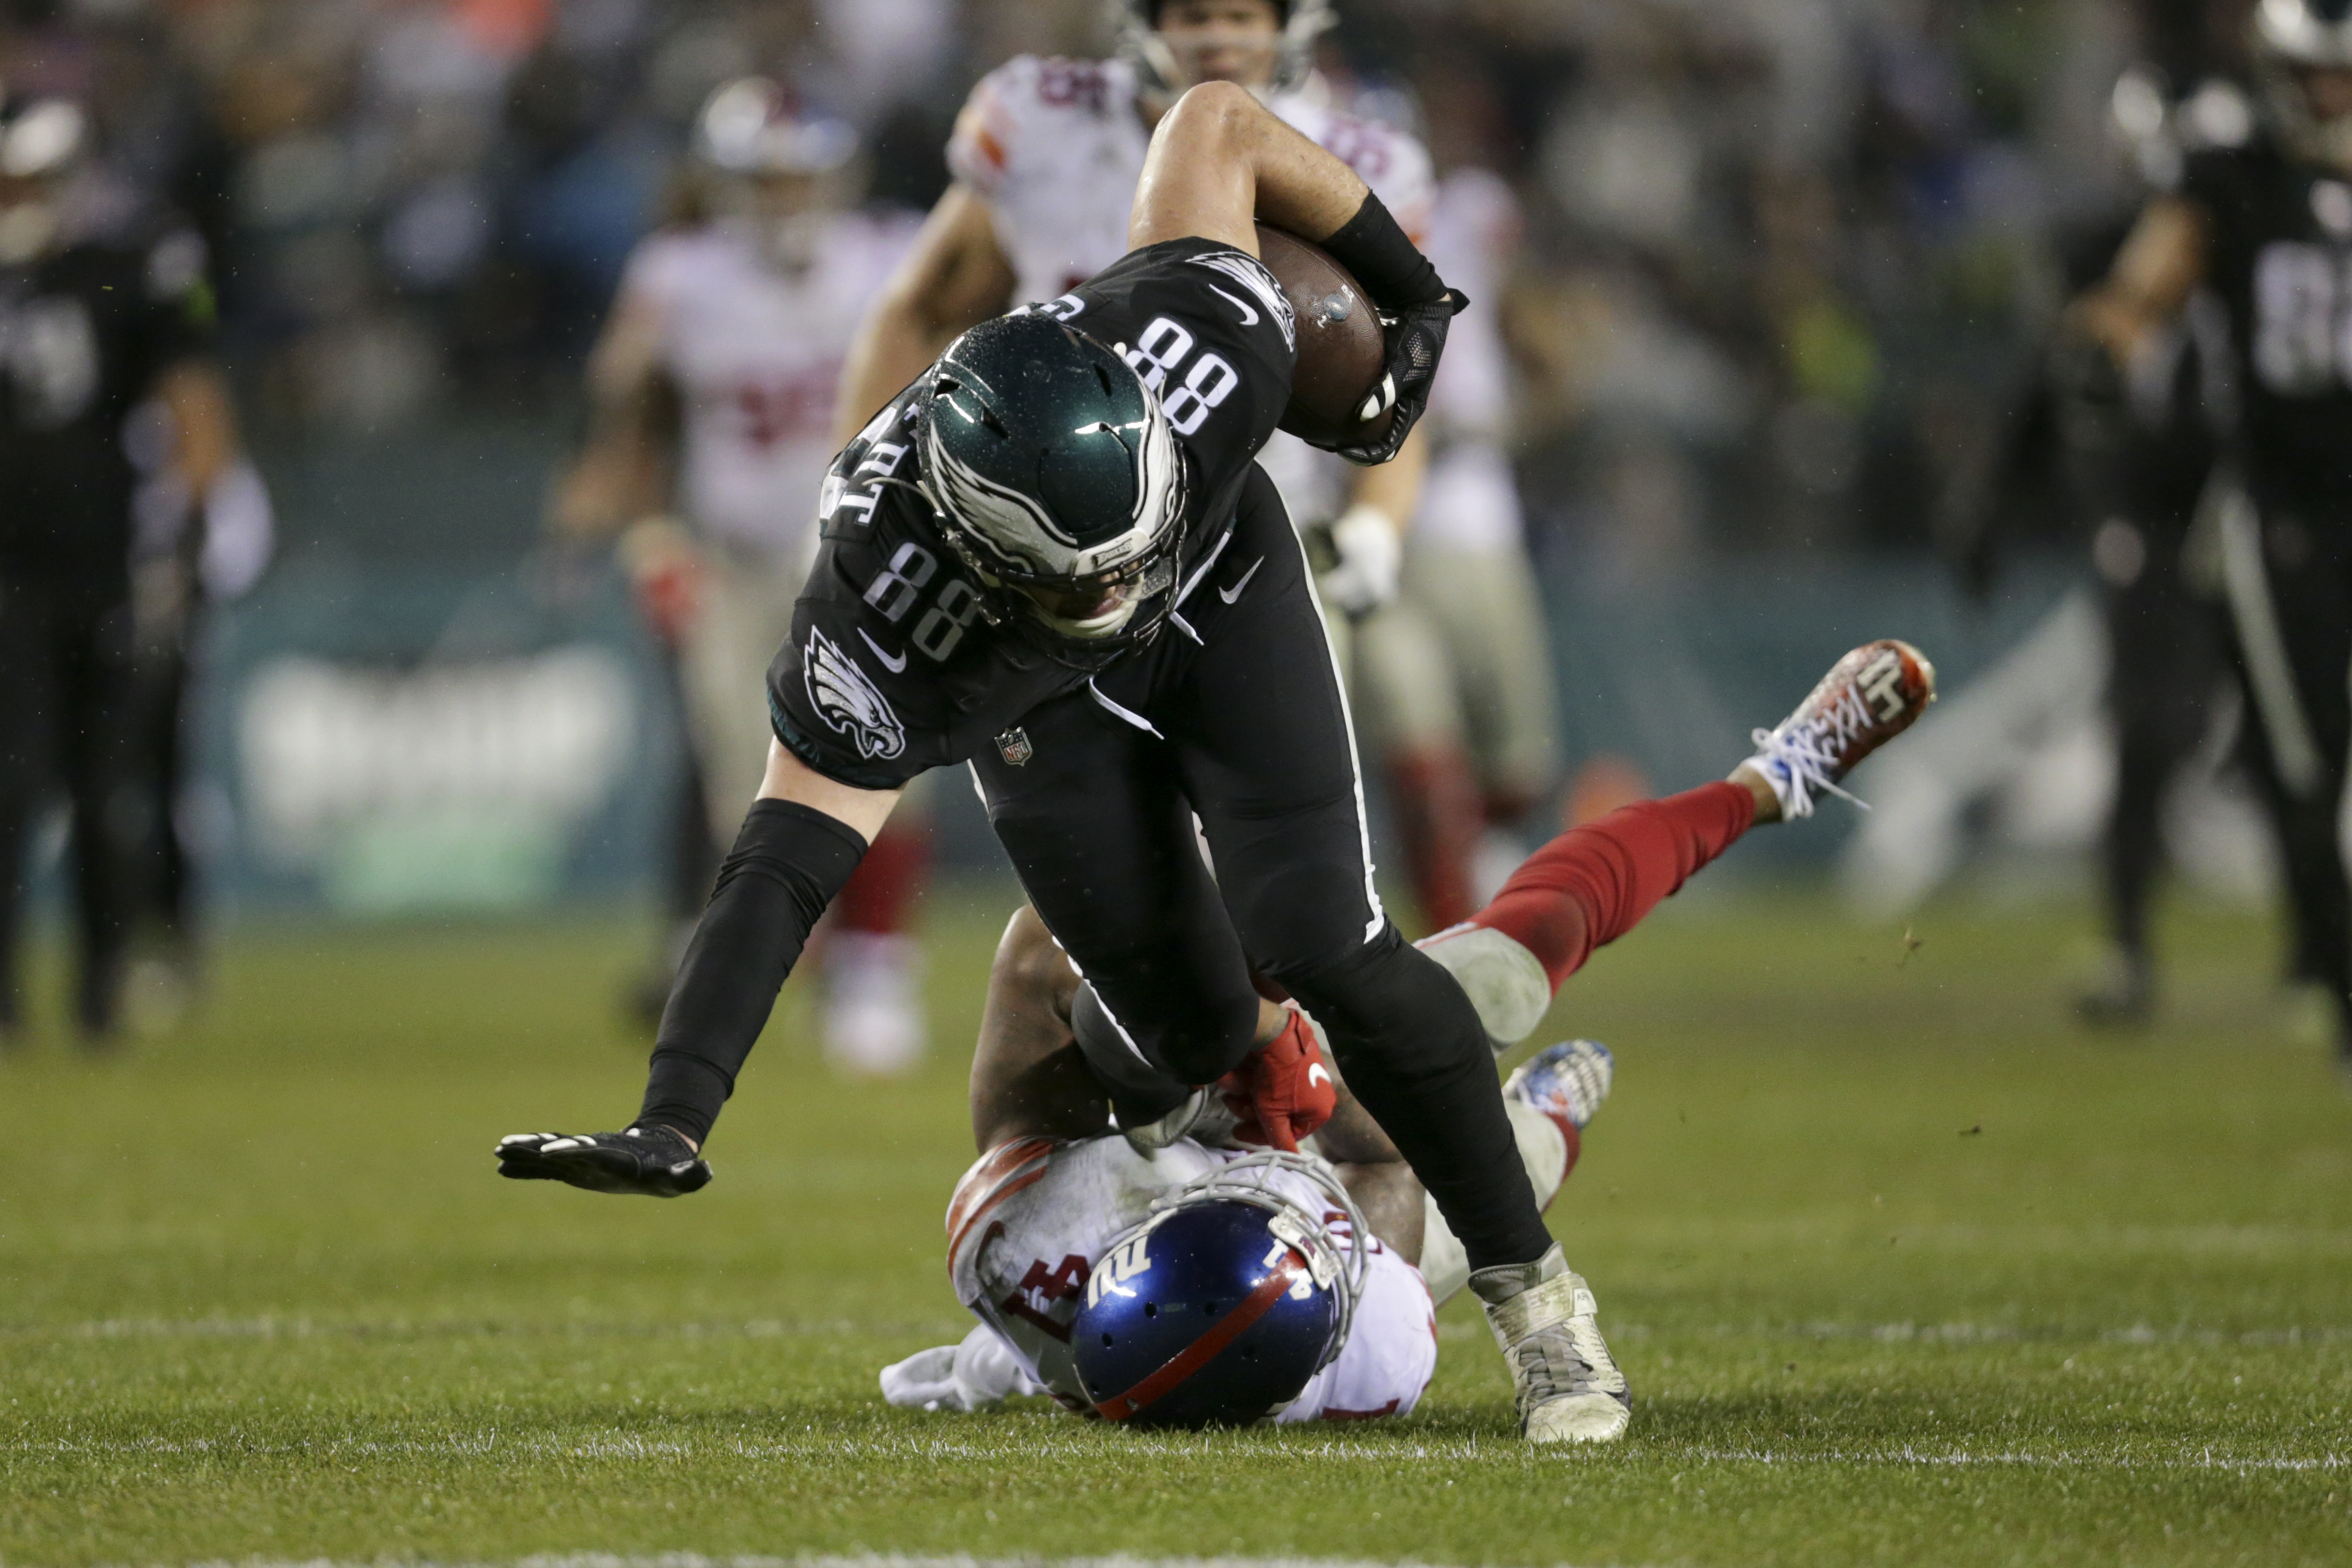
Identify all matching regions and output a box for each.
[1468,1242,1631,1444]
[1744,638,1937,819]
[824,932,927,1075]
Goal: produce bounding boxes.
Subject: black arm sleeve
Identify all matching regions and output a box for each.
[1316,191,1448,310]
[634,799,868,1144]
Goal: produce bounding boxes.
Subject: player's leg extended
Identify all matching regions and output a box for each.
[971,686,1262,1129]
[1423,639,1939,1052]
[59,593,137,1040]
[1164,485,1557,1279]
[0,581,53,1040]
[2228,509,2352,1055]
[1352,591,1484,931]
[1415,537,1562,828]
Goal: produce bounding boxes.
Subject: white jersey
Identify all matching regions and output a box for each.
[620,213,918,560]
[944,1133,1437,1422]
[948,56,1435,528]
[1412,168,1525,553]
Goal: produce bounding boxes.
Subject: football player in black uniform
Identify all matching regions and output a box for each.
[2075,0,2352,1074]
[0,91,242,1044]
[495,82,1653,1443]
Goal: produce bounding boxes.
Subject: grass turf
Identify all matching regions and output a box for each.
[2,885,2349,1566]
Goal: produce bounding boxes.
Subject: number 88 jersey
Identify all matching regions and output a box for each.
[2183,135,2352,503]
[766,236,1299,792]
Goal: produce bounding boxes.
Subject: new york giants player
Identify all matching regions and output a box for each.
[835,1,1436,674]
[873,639,1938,1423]
[552,80,929,1072]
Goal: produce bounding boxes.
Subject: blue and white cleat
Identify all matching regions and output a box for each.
[1505,1038,1615,1131]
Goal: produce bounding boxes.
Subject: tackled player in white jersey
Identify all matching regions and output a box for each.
[876,640,1937,1426]
[552,81,930,1072]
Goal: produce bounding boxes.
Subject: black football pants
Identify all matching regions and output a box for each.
[2098,518,2225,962]
[0,577,138,1034]
[2225,499,2352,1042]
[971,467,1556,1271]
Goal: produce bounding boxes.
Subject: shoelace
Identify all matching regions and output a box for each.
[1750,682,1877,819]
[1515,1321,1627,1403]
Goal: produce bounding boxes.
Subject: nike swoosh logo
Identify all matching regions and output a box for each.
[1207,284,1258,326]
[1219,557,1264,604]
[1307,1065,1331,1089]
[858,629,907,673]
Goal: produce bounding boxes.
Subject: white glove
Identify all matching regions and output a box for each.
[879,1323,1045,1412]
[1317,503,1404,617]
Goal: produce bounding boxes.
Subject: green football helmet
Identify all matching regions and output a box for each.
[917,312,1189,656]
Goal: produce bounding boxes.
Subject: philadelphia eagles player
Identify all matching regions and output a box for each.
[495,80,1662,1443]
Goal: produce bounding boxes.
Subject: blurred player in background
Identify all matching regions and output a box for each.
[2044,70,2239,1027]
[2075,0,2352,1075]
[551,80,928,1073]
[0,87,246,1047]
[120,360,274,1031]
[1351,159,1561,927]
[835,0,1504,927]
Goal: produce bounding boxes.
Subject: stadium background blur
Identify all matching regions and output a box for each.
[0,0,2279,958]
[10,8,2352,1564]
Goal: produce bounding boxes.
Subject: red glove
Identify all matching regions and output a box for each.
[1217,1008,1337,1152]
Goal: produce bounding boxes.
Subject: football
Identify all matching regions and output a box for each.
[1255,223,1394,449]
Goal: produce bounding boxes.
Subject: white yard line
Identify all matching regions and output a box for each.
[163,1559,1571,1568]
[10,1435,2344,1474]
[15,1319,2351,1345]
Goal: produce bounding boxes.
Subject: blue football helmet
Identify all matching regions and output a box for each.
[1072,1151,1367,1427]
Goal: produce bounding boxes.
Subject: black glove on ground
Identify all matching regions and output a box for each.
[494,1126,712,1197]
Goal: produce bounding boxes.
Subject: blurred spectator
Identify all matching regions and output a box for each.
[0,81,255,1043]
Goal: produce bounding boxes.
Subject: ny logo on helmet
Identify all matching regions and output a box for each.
[1084,1224,1161,1309]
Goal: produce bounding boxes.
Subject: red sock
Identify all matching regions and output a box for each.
[1389,747,1484,931]
[1470,780,1755,991]
[832,820,931,935]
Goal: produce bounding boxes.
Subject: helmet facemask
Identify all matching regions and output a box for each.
[2254,0,2352,172]
[694,78,858,270]
[1118,0,1336,104]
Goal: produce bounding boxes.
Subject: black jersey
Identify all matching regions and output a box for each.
[767,236,1299,790]
[2181,136,2352,504]
[0,226,215,587]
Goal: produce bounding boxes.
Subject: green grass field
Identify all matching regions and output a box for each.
[3,885,2349,1567]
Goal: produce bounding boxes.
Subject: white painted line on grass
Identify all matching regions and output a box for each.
[11,1435,2343,1473]
[1686,1446,2346,1473]
[160,1558,1581,1568]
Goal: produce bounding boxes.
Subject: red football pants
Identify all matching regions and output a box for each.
[1468,780,1756,991]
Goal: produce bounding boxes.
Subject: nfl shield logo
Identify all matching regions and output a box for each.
[996,727,1035,766]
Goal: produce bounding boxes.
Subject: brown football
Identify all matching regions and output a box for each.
[1254,223,1393,449]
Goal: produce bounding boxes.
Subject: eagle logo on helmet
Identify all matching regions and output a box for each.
[804,628,906,761]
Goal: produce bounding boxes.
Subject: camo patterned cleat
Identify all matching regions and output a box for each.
[1743,639,1937,820]
[1468,1243,1632,1444]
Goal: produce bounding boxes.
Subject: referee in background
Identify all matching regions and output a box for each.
[0,89,244,1046]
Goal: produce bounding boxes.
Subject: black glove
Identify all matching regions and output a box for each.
[495,1126,712,1196]
[1333,288,1469,467]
